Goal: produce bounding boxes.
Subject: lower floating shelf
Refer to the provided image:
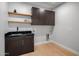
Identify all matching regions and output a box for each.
[8,20,32,24]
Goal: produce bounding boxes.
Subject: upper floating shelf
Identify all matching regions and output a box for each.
[8,12,32,16]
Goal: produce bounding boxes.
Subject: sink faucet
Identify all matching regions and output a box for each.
[17,26,19,31]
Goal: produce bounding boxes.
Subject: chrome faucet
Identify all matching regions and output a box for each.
[17,26,19,31]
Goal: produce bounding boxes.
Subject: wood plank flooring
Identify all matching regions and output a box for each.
[21,42,76,56]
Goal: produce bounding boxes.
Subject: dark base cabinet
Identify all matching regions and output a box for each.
[5,31,34,56]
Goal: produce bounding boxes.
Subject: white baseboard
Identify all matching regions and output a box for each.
[49,40,79,56]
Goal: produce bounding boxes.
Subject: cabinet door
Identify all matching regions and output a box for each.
[44,10,55,25]
[5,36,22,56]
[39,10,46,25]
[31,7,40,25]
[22,35,34,53]
[32,7,45,25]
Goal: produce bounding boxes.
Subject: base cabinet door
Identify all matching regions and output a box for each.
[5,36,23,56]
[23,35,34,53]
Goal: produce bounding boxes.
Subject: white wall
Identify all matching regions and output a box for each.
[8,2,53,44]
[32,25,53,43]
[8,2,32,14]
[0,3,8,56]
[53,2,79,54]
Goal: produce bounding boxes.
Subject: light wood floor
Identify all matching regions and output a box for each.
[22,42,76,56]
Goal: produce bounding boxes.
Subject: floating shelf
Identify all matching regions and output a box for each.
[8,21,31,24]
[8,19,32,24]
[8,12,32,16]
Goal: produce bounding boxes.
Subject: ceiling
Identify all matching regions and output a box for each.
[25,2,65,10]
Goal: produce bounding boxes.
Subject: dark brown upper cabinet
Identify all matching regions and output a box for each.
[31,7,55,25]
